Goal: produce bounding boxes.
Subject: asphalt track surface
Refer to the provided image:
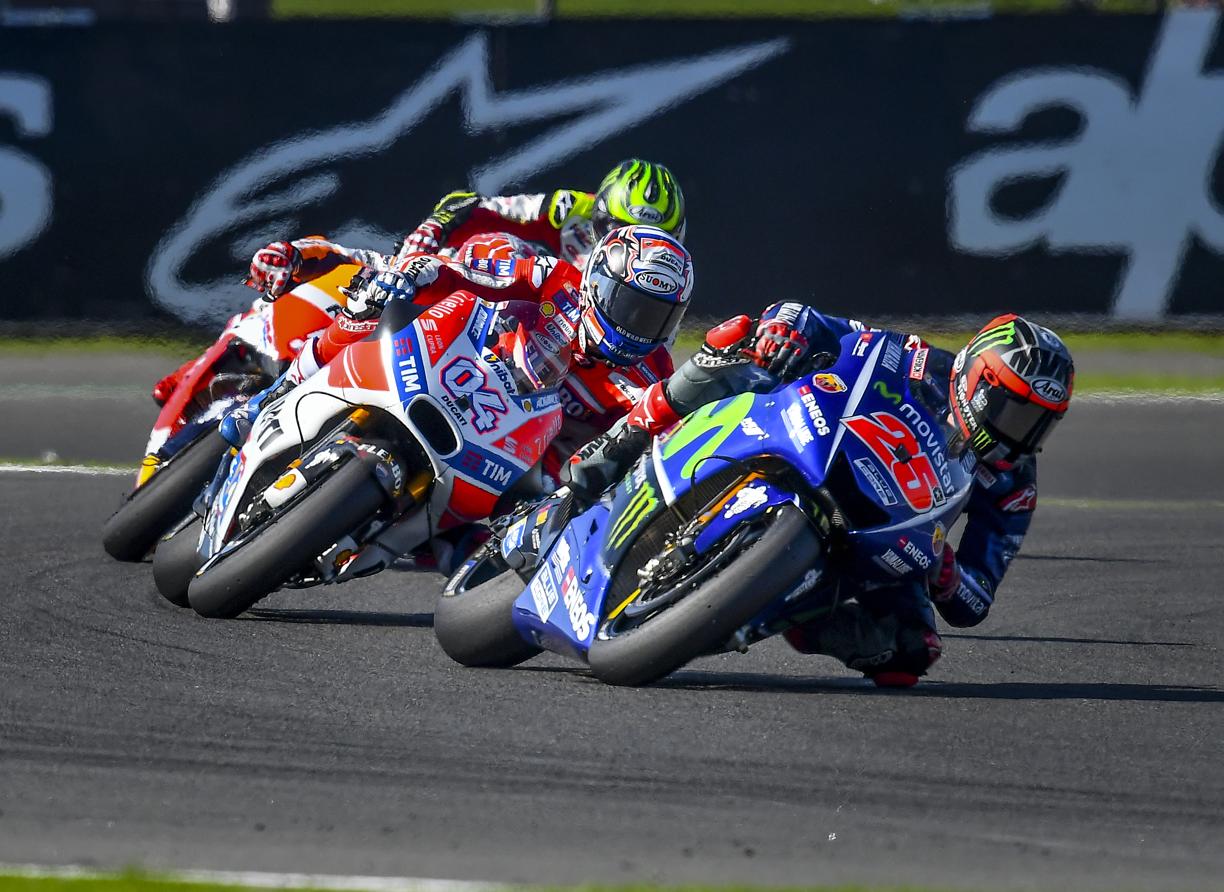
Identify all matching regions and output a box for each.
[1,361,1223,890]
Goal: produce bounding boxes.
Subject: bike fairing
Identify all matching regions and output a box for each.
[493,332,961,655]
[200,295,568,581]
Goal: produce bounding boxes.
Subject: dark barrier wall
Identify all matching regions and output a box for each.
[1,11,1222,325]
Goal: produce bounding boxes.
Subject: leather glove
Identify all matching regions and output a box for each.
[401,191,480,255]
[342,269,416,321]
[928,541,961,602]
[562,424,651,508]
[748,317,810,378]
[245,241,301,299]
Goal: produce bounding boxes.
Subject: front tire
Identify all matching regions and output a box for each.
[433,554,541,668]
[187,459,387,619]
[588,504,822,687]
[153,517,204,607]
[102,429,229,562]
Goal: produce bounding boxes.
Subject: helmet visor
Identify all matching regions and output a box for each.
[588,268,687,343]
[983,387,1062,454]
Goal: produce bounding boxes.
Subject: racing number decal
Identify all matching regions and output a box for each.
[441,357,507,433]
[844,413,943,512]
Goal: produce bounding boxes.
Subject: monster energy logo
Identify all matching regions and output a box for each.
[972,428,995,449]
[659,392,754,481]
[971,320,1017,355]
[873,381,903,405]
[609,481,658,549]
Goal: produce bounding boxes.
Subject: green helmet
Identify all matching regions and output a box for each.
[592,159,686,241]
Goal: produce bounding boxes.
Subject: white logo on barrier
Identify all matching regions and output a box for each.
[0,74,52,260]
[146,34,789,324]
[949,10,1224,319]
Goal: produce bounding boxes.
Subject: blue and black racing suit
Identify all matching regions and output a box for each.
[567,302,1040,678]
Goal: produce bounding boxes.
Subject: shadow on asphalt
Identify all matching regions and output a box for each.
[653,671,1224,702]
[245,608,434,628]
[944,633,1195,646]
[1015,552,1160,564]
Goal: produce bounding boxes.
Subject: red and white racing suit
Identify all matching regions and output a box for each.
[397,190,602,271]
[278,236,673,482]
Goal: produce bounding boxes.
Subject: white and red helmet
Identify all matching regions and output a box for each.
[577,225,694,366]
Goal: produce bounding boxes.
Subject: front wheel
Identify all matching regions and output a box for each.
[187,458,388,619]
[588,504,822,687]
[433,552,541,668]
[101,429,229,562]
[153,517,204,608]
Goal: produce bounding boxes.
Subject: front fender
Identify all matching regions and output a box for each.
[692,476,799,555]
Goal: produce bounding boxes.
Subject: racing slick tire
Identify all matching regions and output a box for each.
[102,429,229,562]
[187,458,387,619]
[588,504,822,687]
[433,556,541,668]
[153,517,204,608]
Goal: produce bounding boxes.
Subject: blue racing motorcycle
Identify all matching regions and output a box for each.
[433,330,976,686]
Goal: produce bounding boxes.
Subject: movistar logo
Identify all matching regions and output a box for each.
[971,320,1017,355]
[873,381,903,405]
[659,392,754,480]
[609,481,658,549]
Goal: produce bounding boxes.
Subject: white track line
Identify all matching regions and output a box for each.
[0,865,505,892]
[0,464,132,477]
[1076,391,1224,404]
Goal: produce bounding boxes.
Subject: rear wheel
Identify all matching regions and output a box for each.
[152,517,204,608]
[433,552,541,668]
[187,459,387,619]
[102,429,230,562]
[588,504,822,687]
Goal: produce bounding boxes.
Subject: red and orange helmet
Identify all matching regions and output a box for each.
[951,314,1074,466]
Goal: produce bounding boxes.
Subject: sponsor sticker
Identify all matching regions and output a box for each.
[562,567,596,640]
[740,417,767,438]
[1030,376,1067,403]
[909,347,929,381]
[783,403,814,449]
[872,548,912,576]
[932,522,946,555]
[998,484,1037,513]
[784,568,820,602]
[899,536,932,570]
[812,373,847,394]
[724,483,769,519]
[531,571,559,621]
[853,457,899,507]
[882,339,904,373]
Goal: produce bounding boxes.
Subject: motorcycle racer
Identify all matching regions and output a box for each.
[397,159,687,271]
[564,305,1074,687]
[154,160,683,408]
[230,225,694,569]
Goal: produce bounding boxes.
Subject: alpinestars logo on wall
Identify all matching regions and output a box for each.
[147,34,788,324]
[949,10,1224,319]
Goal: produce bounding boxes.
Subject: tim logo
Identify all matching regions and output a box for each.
[146,34,789,324]
[949,10,1224,319]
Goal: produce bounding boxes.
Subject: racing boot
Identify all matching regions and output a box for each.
[218,371,296,448]
[405,524,493,576]
[563,420,652,507]
[783,603,942,688]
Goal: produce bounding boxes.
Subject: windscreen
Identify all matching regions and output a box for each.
[486,300,573,396]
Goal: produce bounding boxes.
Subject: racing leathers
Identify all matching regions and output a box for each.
[399,190,604,271]
[249,236,674,486]
[565,302,1040,683]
